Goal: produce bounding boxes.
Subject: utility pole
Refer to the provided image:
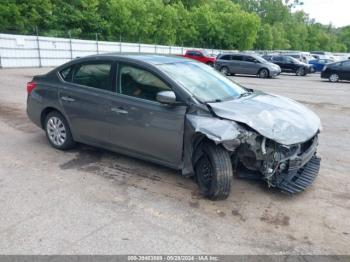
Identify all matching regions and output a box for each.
[35,26,42,67]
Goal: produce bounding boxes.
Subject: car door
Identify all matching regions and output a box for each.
[284,56,298,72]
[272,56,286,71]
[230,55,244,74]
[108,62,187,168]
[58,60,116,145]
[192,51,206,63]
[217,54,231,71]
[339,61,350,80]
[242,55,259,75]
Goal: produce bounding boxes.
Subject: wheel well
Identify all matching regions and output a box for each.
[40,107,60,129]
[220,65,229,71]
[191,134,214,166]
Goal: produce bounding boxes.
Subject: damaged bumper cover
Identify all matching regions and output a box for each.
[272,135,321,194]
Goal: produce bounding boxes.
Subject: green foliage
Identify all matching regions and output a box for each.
[0,0,348,52]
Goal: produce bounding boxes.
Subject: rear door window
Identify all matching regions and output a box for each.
[72,62,113,92]
[273,56,284,62]
[231,55,243,61]
[220,55,231,60]
[60,66,74,82]
[243,56,256,63]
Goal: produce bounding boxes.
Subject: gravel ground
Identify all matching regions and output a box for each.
[0,68,349,254]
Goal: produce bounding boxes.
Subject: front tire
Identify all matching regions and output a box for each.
[195,143,233,200]
[258,68,269,78]
[296,67,306,76]
[329,73,339,83]
[45,111,76,150]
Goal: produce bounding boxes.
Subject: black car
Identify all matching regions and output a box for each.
[321,60,350,82]
[263,55,312,76]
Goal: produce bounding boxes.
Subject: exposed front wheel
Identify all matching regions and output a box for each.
[195,143,233,200]
[220,66,230,76]
[258,68,269,78]
[45,111,76,150]
[329,73,339,83]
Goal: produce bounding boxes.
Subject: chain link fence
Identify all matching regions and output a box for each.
[0,30,235,68]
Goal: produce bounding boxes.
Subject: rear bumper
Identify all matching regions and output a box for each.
[27,94,43,128]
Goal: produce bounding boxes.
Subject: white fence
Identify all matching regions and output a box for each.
[0,33,230,68]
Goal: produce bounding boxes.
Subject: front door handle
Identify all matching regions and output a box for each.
[111,107,128,114]
[61,96,75,102]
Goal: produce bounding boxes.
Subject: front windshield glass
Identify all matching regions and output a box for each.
[158,62,247,103]
[254,55,269,64]
[289,56,301,63]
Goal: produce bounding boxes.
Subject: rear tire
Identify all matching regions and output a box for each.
[45,111,76,150]
[195,143,232,200]
[220,66,230,76]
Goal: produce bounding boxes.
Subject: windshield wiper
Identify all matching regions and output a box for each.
[205,98,223,103]
[237,91,252,99]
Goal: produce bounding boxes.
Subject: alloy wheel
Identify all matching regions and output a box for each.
[46,116,67,146]
[329,74,339,83]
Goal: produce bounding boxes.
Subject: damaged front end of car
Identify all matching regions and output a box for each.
[232,130,321,193]
[183,91,322,194]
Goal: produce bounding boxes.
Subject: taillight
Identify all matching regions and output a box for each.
[27,81,37,93]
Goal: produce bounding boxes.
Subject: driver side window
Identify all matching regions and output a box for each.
[118,65,171,102]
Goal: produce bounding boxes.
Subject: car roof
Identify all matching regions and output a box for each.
[72,53,190,65]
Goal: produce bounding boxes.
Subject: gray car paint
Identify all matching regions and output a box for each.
[27,53,320,177]
[215,53,280,76]
[208,91,321,145]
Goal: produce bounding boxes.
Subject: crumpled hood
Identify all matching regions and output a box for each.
[208,91,321,145]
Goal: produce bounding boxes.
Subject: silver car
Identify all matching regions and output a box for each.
[215,53,281,78]
[27,54,320,200]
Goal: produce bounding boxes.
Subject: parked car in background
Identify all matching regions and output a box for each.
[215,53,281,78]
[26,54,322,200]
[263,55,312,76]
[179,49,216,66]
[310,51,336,61]
[283,52,314,63]
[321,60,350,82]
[309,58,334,72]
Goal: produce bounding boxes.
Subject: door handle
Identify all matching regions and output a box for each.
[111,107,128,114]
[61,96,75,102]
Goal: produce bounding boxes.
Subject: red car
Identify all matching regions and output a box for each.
[179,49,216,66]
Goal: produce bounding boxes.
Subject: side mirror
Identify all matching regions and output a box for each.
[156,91,177,105]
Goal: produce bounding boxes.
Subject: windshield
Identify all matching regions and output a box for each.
[255,55,269,64]
[288,56,301,63]
[158,62,247,103]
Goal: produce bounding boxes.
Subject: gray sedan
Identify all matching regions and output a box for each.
[215,53,281,78]
[27,54,320,200]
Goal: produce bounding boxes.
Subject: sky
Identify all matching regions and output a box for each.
[293,0,349,27]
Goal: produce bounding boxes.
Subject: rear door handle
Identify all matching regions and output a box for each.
[111,107,128,114]
[61,96,75,102]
